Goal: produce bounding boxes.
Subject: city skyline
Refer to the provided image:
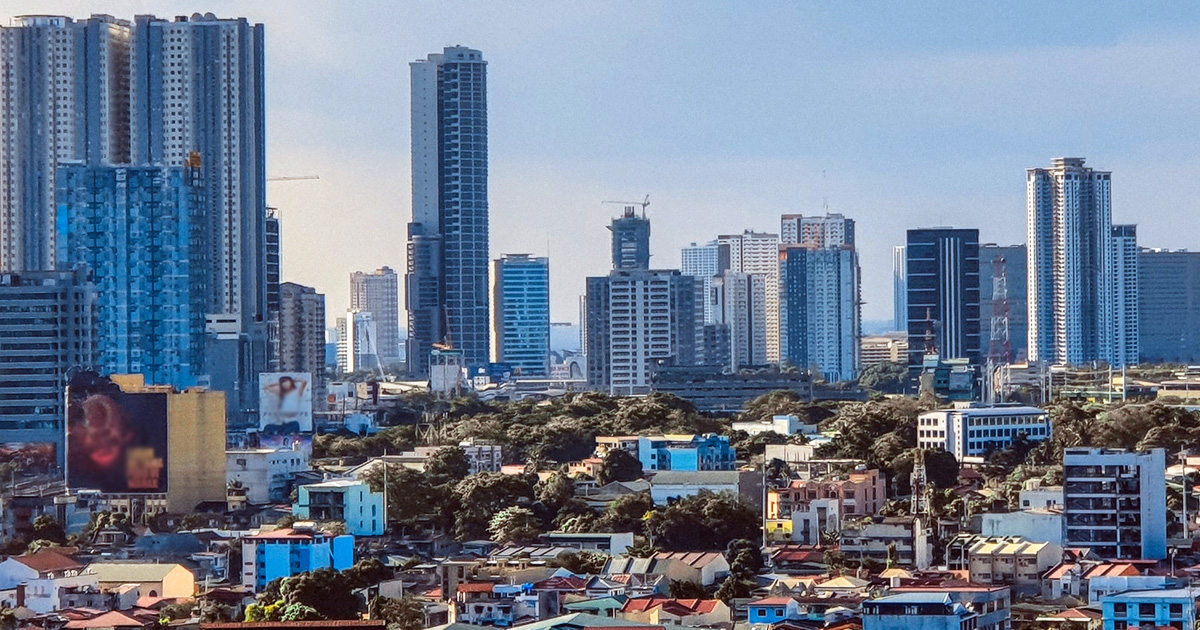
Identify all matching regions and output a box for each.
[5,3,1199,329]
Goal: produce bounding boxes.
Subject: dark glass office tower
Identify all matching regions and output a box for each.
[905,228,981,369]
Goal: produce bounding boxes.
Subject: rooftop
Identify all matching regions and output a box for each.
[86,563,191,583]
[14,550,84,574]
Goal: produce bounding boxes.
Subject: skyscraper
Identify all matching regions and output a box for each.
[781,214,856,249]
[0,269,96,466]
[892,246,907,332]
[351,267,401,366]
[279,282,327,376]
[58,163,207,388]
[492,254,550,376]
[979,244,1028,362]
[712,271,768,370]
[585,210,699,394]
[1111,225,1139,368]
[779,244,860,382]
[905,228,981,370]
[1027,157,1134,366]
[0,15,132,272]
[1139,249,1200,363]
[407,46,489,376]
[717,231,781,361]
[337,310,378,374]
[610,207,651,270]
[681,241,724,325]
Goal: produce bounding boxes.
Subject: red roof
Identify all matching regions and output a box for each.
[64,611,149,629]
[14,550,84,574]
[457,583,495,594]
[533,576,587,591]
[1083,563,1141,578]
[244,528,323,541]
[621,597,721,616]
[1049,608,1103,620]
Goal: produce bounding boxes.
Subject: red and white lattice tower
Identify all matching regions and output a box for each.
[989,256,1012,364]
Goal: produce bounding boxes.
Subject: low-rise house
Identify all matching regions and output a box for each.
[606,574,666,598]
[1042,560,1178,604]
[888,585,1010,630]
[945,535,1062,595]
[0,550,95,614]
[731,414,816,437]
[980,509,1064,544]
[862,592,975,630]
[240,524,354,591]
[648,470,761,508]
[569,458,605,479]
[1019,480,1063,510]
[583,577,628,599]
[564,596,627,618]
[293,478,385,536]
[604,553,729,587]
[840,516,932,569]
[577,480,651,510]
[1100,588,1199,630]
[814,576,869,596]
[748,597,805,624]
[1034,607,1102,629]
[348,442,504,478]
[84,562,195,600]
[618,597,730,626]
[595,436,641,459]
[637,435,735,472]
[542,532,634,555]
[60,608,161,630]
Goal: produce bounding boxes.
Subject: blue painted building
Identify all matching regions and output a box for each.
[492,254,550,375]
[747,598,802,624]
[241,526,354,591]
[294,479,385,537]
[58,164,207,389]
[638,434,735,472]
[1101,588,1198,630]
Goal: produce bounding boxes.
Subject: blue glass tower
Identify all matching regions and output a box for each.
[492,254,550,375]
[58,163,207,388]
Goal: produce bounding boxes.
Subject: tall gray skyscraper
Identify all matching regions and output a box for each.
[351,267,401,366]
[1112,224,1139,368]
[1139,249,1200,364]
[979,244,1028,362]
[492,254,550,376]
[681,241,723,325]
[407,46,489,375]
[892,246,907,332]
[610,207,651,270]
[0,15,132,271]
[1027,157,1134,366]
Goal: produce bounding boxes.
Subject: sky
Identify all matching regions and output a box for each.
[7,2,1200,329]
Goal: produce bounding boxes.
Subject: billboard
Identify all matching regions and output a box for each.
[0,443,57,475]
[67,389,168,493]
[259,372,313,434]
[259,433,313,457]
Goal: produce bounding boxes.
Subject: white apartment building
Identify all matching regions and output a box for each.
[713,271,768,369]
[605,270,695,395]
[227,447,311,504]
[718,231,781,361]
[681,241,722,325]
[917,403,1051,459]
[1063,447,1166,560]
[781,214,856,249]
[861,333,909,368]
[337,310,378,374]
[1027,158,1136,367]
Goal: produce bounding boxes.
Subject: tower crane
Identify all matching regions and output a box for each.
[601,194,650,217]
[267,175,320,182]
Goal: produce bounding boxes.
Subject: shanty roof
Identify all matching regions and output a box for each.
[651,551,724,569]
[13,550,84,574]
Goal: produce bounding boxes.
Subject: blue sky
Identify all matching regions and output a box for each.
[8,2,1200,326]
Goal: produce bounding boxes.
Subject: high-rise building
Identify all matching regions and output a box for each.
[1063,447,1166,560]
[266,209,282,369]
[779,244,860,381]
[905,229,981,370]
[492,254,550,376]
[893,246,907,332]
[718,231,781,361]
[681,241,724,325]
[0,270,96,466]
[1111,225,1139,368]
[58,163,207,389]
[337,310,378,374]
[584,210,698,394]
[1138,249,1200,363]
[610,207,651,271]
[979,244,1028,362]
[712,271,768,370]
[1027,157,1134,366]
[0,15,133,272]
[350,267,401,366]
[406,46,489,376]
[782,214,856,249]
[278,282,326,376]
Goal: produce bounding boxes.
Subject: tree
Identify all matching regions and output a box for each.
[728,430,788,458]
[858,361,909,394]
[550,550,607,575]
[535,473,576,510]
[371,596,426,630]
[453,472,536,540]
[425,446,471,485]
[740,390,833,425]
[345,558,393,589]
[177,513,208,531]
[596,448,643,485]
[668,580,708,599]
[280,568,359,619]
[280,604,322,622]
[595,492,655,535]
[31,516,66,544]
[363,465,435,531]
[645,491,760,551]
[488,506,541,544]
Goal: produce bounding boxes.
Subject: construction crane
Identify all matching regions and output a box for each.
[602,194,650,217]
[267,175,320,182]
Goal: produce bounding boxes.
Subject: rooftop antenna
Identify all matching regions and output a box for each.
[822,170,828,212]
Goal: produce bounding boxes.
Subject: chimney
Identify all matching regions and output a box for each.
[16,583,25,608]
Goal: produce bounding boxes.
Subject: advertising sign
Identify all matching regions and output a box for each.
[67,388,168,493]
[259,433,313,457]
[0,443,57,474]
[259,372,313,434]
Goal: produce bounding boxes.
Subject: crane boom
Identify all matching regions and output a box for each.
[267,175,320,182]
